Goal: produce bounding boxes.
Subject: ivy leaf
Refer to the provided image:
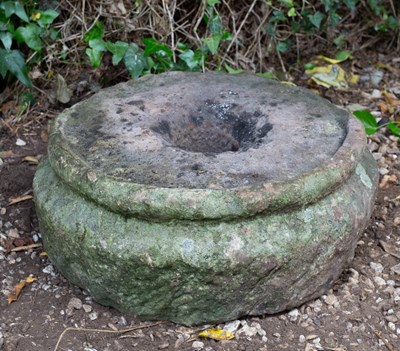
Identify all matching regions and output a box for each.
[179,49,202,70]
[88,38,106,51]
[276,40,291,53]
[123,44,148,79]
[85,48,104,68]
[335,50,352,62]
[1,1,29,22]
[142,37,172,57]
[224,63,243,74]
[387,122,400,136]
[0,48,32,87]
[36,9,59,27]
[84,21,104,42]
[343,0,359,10]
[0,31,12,49]
[308,11,325,29]
[203,33,222,55]
[353,110,378,135]
[287,7,296,17]
[15,24,43,51]
[105,41,128,65]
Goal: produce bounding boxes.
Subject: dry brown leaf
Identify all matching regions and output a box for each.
[7,277,37,304]
[383,91,400,106]
[379,174,398,189]
[5,237,34,253]
[8,195,33,206]
[378,102,389,113]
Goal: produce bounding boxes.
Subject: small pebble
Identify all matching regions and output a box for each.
[324,294,337,306]
[16,138,26,146]
[370,262,384,273]
[42,265,54,274]
[89,312,98,320]
[374,276,386,287]
[388,322,396,331]
[192,340,204,350]
[82,304,92,313]
[68,297,83,310]
[223,320,240,333]
[299,335,306,343]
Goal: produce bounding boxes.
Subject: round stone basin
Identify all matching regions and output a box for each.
[33,72,378,325]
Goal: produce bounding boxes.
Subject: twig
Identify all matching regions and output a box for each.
[53,321,164,351]
[368,325,395,351]
[220,0,258,66]
[10,243,42,252]
[8,195,33,206]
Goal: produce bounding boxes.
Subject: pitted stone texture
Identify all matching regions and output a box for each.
[48,72,366,220]
[34,72,379,325]
[52,73,348,188]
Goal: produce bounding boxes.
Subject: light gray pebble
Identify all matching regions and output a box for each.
[192,340,204,350]
[68,297,83,310]
[89,312,98,320]
[42,264,54,274]
[82,304,92,313]
[370,262,384,273]
[374,276,386,287]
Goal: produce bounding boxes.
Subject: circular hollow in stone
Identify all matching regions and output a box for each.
[34,72,379,325]
[47,72,368,220]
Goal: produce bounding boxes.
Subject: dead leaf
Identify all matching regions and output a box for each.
[8,195,33,206]
[22,156,39,164]
[198,329,234,340]
[379,174,398,189]
[7,277,37,304]
[54,74,73,104]
[4,237,34,253]
[378,102,389,113]
[39,252,48,257]
[383,91,400,106]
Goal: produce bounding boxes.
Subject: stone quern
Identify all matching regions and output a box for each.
[33,72,378,325]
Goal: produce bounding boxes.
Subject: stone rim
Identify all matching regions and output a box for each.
[48,73,367,220]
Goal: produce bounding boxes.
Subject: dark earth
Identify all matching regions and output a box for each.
[1,57,400,351]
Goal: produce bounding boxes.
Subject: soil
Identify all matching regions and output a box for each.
[1,57,400,351]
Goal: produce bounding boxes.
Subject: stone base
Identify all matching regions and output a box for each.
[33,149,377,326]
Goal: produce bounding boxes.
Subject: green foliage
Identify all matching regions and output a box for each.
[353,110,400,137]
[265,0,399,55]
[83,1,234,79]
[0,1,59,87]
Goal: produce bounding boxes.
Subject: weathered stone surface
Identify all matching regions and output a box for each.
[46,72,365,220]
[33,72,379,325]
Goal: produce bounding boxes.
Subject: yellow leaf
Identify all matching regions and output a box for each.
[31,12,41,21]
[306,64,349,90]
[198,329,234,340]
[7,277,37,304]
[22,156,39,164]
[318,54,350,64]
[40,252,48,257]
